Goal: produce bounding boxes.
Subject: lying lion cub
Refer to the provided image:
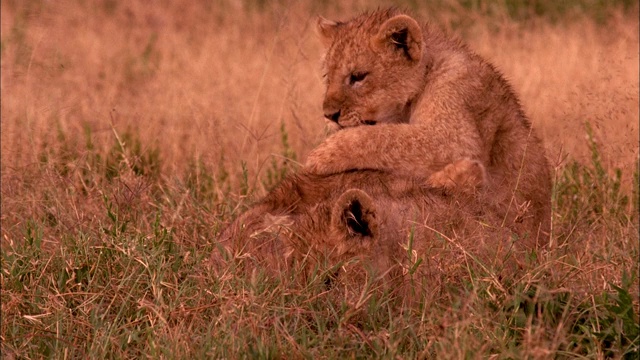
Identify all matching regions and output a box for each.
[216,161,527,292]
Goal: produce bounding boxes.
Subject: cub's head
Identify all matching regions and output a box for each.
[265,188,406,289]
[216,185,412,283]
[317,9,428,129]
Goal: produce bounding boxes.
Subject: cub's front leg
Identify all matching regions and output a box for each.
[304,124,481,177]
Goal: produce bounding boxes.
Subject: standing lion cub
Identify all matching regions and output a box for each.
[305,8,552,248]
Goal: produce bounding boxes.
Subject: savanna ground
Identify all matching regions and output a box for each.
[1,0,638,358]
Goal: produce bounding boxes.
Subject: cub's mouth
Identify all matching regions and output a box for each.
[325,118,377,132]
[335,120,377,130]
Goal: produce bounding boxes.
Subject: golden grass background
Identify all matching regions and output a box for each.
[2,1,638,188]
[1,1,638,356]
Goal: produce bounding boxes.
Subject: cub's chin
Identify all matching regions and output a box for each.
[324,119,342,134]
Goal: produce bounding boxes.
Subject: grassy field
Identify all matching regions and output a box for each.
[1,0,638,358]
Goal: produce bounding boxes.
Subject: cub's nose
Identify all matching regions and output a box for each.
[324,110,341,123]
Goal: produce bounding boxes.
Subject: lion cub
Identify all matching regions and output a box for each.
[305,8,552,248]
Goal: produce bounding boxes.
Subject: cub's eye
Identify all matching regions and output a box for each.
[349,71,368,85]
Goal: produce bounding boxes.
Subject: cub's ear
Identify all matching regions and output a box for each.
[331,189,378,239]
[372,14,423,62]
[317,16,340,48]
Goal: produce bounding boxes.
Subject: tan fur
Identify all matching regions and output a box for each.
[306,9,552,249]
[427,158,486,195]
[215,167,520,293]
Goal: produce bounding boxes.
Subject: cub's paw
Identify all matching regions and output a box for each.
[427,158,487,194]
[304,146,339,175]
[304,129,366,175]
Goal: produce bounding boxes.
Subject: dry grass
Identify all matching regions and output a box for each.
[1,0,638,358]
